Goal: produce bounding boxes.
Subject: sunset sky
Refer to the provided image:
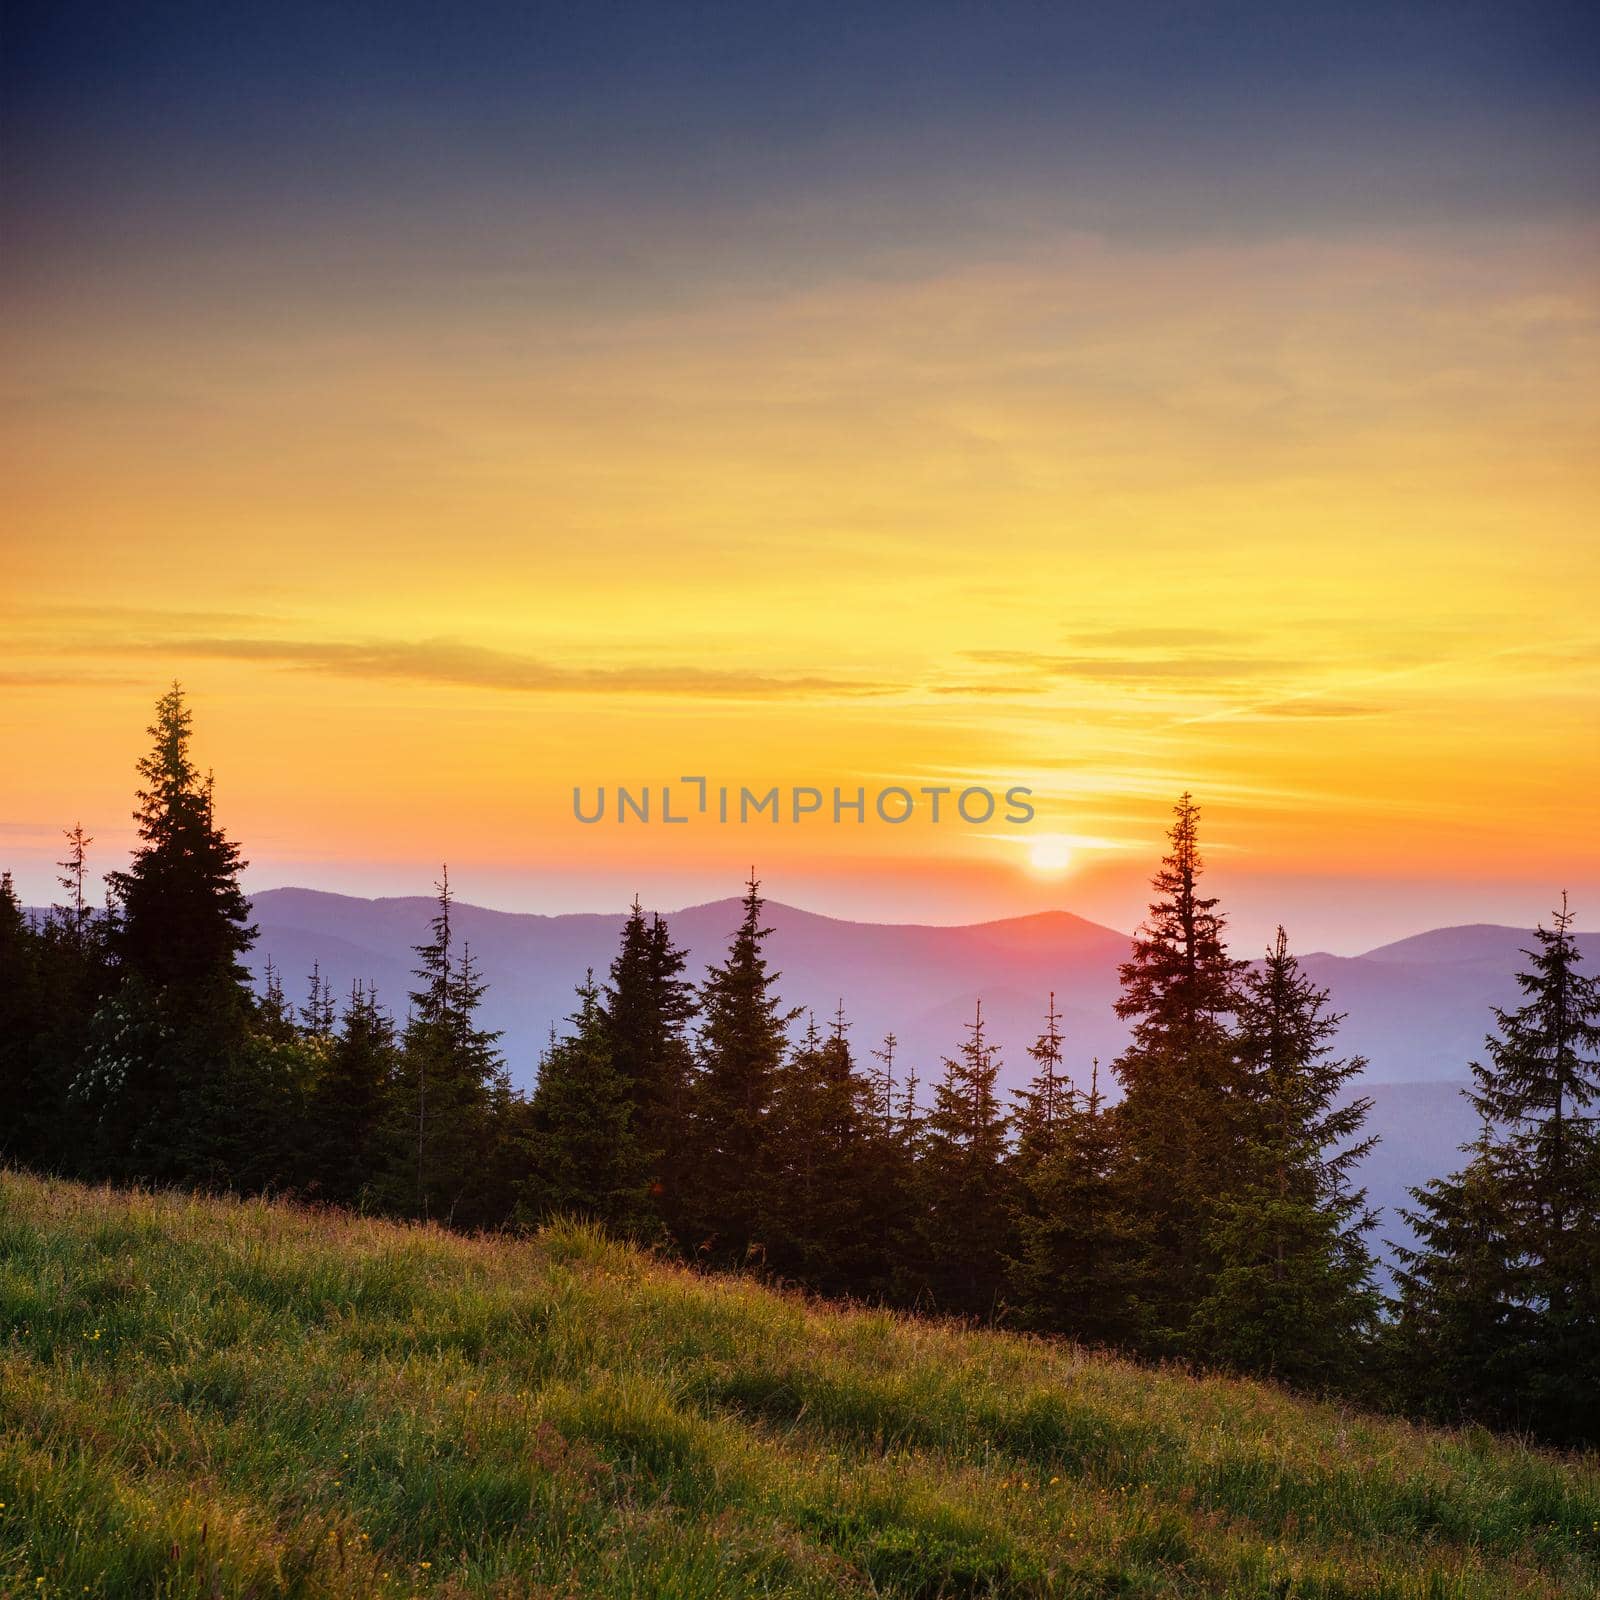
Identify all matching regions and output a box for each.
[4,1,1598,950]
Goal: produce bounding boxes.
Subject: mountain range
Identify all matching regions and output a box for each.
[247,888,1587,1095]
[245,886,1594,1269]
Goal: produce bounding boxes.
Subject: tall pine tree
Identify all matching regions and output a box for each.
[1188,928,1379,1388]
[521,970,654,1236]
[685,872,798,1265]
[602,900,697,1236]
[1111,794,1246,1352]
[1390,898,1600,1442]
[391,869,510,1227]
[917,1000,1013,1317]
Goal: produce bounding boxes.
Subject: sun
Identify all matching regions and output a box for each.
[1028,835,1075,876]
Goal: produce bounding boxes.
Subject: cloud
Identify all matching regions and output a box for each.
[961,649,1291,682]
[2,603,280,631]
[79,634,900,700]
[1064,627,1256,649]
[1245,699,1383,719]
[929,680,1051,697]
[0,669,144,688]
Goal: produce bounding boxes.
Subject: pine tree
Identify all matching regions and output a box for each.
[86,685,261,1182]
[767,1003,885,1293]
[300,961,337,1044]
[0,873,42,1165]
[869,1032,899,1138]
[1188,928,1379,1388]
[1111,793,1246,1352]
[29,843,115,1173]
[108,685,255,998]
[307,982,398,1206]
[1010,1058,1140,1346]
[1388,1120,1526,1429]
[686,872,799,1265]
[523,970,654,1236]
[392,869,509,1227]
[56,824,94,944]
[257,958,299,1044]
[602,900,697,1235]
[917,1000,1013,1316]
[1012,993,1069,1157]
[1391,899,1600,1442]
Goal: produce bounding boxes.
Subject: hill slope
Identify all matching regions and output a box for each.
[2,1174,1595,1598]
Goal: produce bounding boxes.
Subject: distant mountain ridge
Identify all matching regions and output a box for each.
[28,887,1586,1274]
[243,888,1596,1090]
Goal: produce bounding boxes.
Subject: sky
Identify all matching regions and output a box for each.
[3,0,1598,951]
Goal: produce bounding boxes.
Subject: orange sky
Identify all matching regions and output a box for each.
[4,11,1598,950]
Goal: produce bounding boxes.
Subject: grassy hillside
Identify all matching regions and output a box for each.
[1,1174,1595,1599]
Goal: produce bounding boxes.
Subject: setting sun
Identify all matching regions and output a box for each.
[1029,835,1075,876]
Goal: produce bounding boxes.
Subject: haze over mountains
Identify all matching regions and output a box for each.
[245,886,1596,1265]
[248,888,1591,1097]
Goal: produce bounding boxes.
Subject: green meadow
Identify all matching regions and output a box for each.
[1,1171,1595,1599]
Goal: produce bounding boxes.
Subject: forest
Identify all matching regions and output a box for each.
[2,685,1596,1448]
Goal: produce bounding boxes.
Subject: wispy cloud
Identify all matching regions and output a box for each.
[929,680,1051,697]
[70,634,901,700]
[961,649,1291,683]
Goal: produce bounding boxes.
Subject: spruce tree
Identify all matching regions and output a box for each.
[1111,793,1246,1352]
[257,958,299,1045]
[917,1000,1013,1316]
[686,872,798,1265]
[300,962,337,1044]
[1388,1120,1526,1429]
[108,685,255,998]
[0,873,42,1165]
[86,685,261,1182]
[1391,899,1600,1442]
[1012,993,1069,1157]
[767,1004,885,1293]
[1010,1058,1139,1346]
[602,900,697,1235]
[1188,928,1379,1388]
[523,970,654,1236]
[392,869,509,1227]
[307,982,398,1206]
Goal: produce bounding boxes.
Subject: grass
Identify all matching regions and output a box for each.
[1,1173,1596,1598]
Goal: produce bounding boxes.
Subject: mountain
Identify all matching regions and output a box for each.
[243,889,1594,1273]
[246,889,1595,1095]
[246,889,1135,1093]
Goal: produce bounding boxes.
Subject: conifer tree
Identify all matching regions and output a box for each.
[83,685,260,1181]
[1188,928,1379,1387]
[307,982,398,1205]
[26,840,115,1172]
[917,1000,1013,1316]
[767,1003,884,1293]
[107,685,255,999]
[1391,899,1600,1442]
[1112,794,1246,1351]
[1012,993,1069,1157]
[523,970,654,1236]
[1010,1058,1139,1345]
[0,873,42,1164]
[392,869,509,1227]
[300,961,337,1043]
[869,1032,899,1138]
[686,872,798,1265]
[257,958,298,1045]
[1388,1119,1526,1428]
[57,824,94,944]
[602,900,697,1233]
